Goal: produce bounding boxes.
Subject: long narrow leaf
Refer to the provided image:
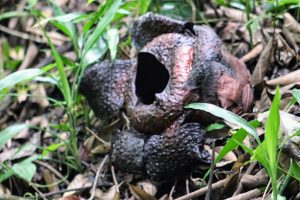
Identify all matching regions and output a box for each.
[185,103,260,143]
[83,0,122,55]
[215,120,260,164]
[265,86,281,199]
[0,69,43,91]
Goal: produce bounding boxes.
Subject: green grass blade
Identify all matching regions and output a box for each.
[265,87,281,172]
[0,124,27,150]
[0,11,28,21]
[45,33,72,108]
[185,103,260,143]
[83,0,122,56]
[215,120,260,164]
[0,69,43,91]
[265,86,281,199]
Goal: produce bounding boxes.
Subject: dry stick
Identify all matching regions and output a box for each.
[43,183,113,197]
[225,188,261,200]
[233,161,257,196]
[169,180,178,200]
[86,127,109,145]
[185,179,190,194]
[34,160,70,185]
[88,155,109,200]
[205,140,216,200]
[174,179,227,200]
[111,165,120,193]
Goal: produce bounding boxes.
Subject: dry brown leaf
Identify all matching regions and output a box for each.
[99,185,120,200]
[63,174,92,197]
[18,42,38,71]
[250,38,275,86]
[42,169,59,193]
[91,143,111,155]
[284,13,300,34]
[136,180,157,197]
[240,43,264,63]
[30,84,49,108]
[266,70,300,86]
[58,195,84,200]
[128,184,157,200]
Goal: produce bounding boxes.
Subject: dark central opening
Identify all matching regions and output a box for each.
[135,52,170,105]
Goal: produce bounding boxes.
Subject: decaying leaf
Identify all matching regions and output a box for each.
[266,70,300,86]
[128,184,157,200]
[251,38,275,86]
[63,174,92,197]
[91,142,111,155]
[99,185,120,200]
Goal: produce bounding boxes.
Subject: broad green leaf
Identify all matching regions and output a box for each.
[265,86,281,177]
[0,69,44,91]
[106,28,119,60]
[83,0,122,56]
[139,0,152,14]
[0,124,27,150]
[185,103,260,143]
[0,166,14,183]
[12,160,36,182]
[82,37,108,68]
[292,89,300,104]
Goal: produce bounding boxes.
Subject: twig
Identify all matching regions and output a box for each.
[111,165,119,193]
[205,140,215,200]
[32,184,48,200]
[169,180,177,200]
[43,183,113,197]
[86,127,109,145]
[0,24,62,45]
[174,178,227,200]
[88,155,109,200]
[185,179,190,194]
[225,188,261,200]
[233,161,257,196]
[34,160,70,185]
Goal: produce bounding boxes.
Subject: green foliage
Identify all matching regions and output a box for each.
[0,124,27,150]
[185,103,260,142]
[206,123,225,132]
[263,86,281,199]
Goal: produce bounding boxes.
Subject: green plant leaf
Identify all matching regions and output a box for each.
[0,124,27,150]
[42,142,64,157]
[12,160,36,182]
[82,37,108,68]
[106,28,119,60]
[0,69,44,91]
[185,103,260,143]
[83,0,122,56]
[291,159,300,181]
[206,123,225,132]
[292,89,300,104]
[0,11,28,21]
[139,0,152,14]
[265,86,281,175]
[215,120,260,164]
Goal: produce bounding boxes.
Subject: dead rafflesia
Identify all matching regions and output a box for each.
[80,13,254,182]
